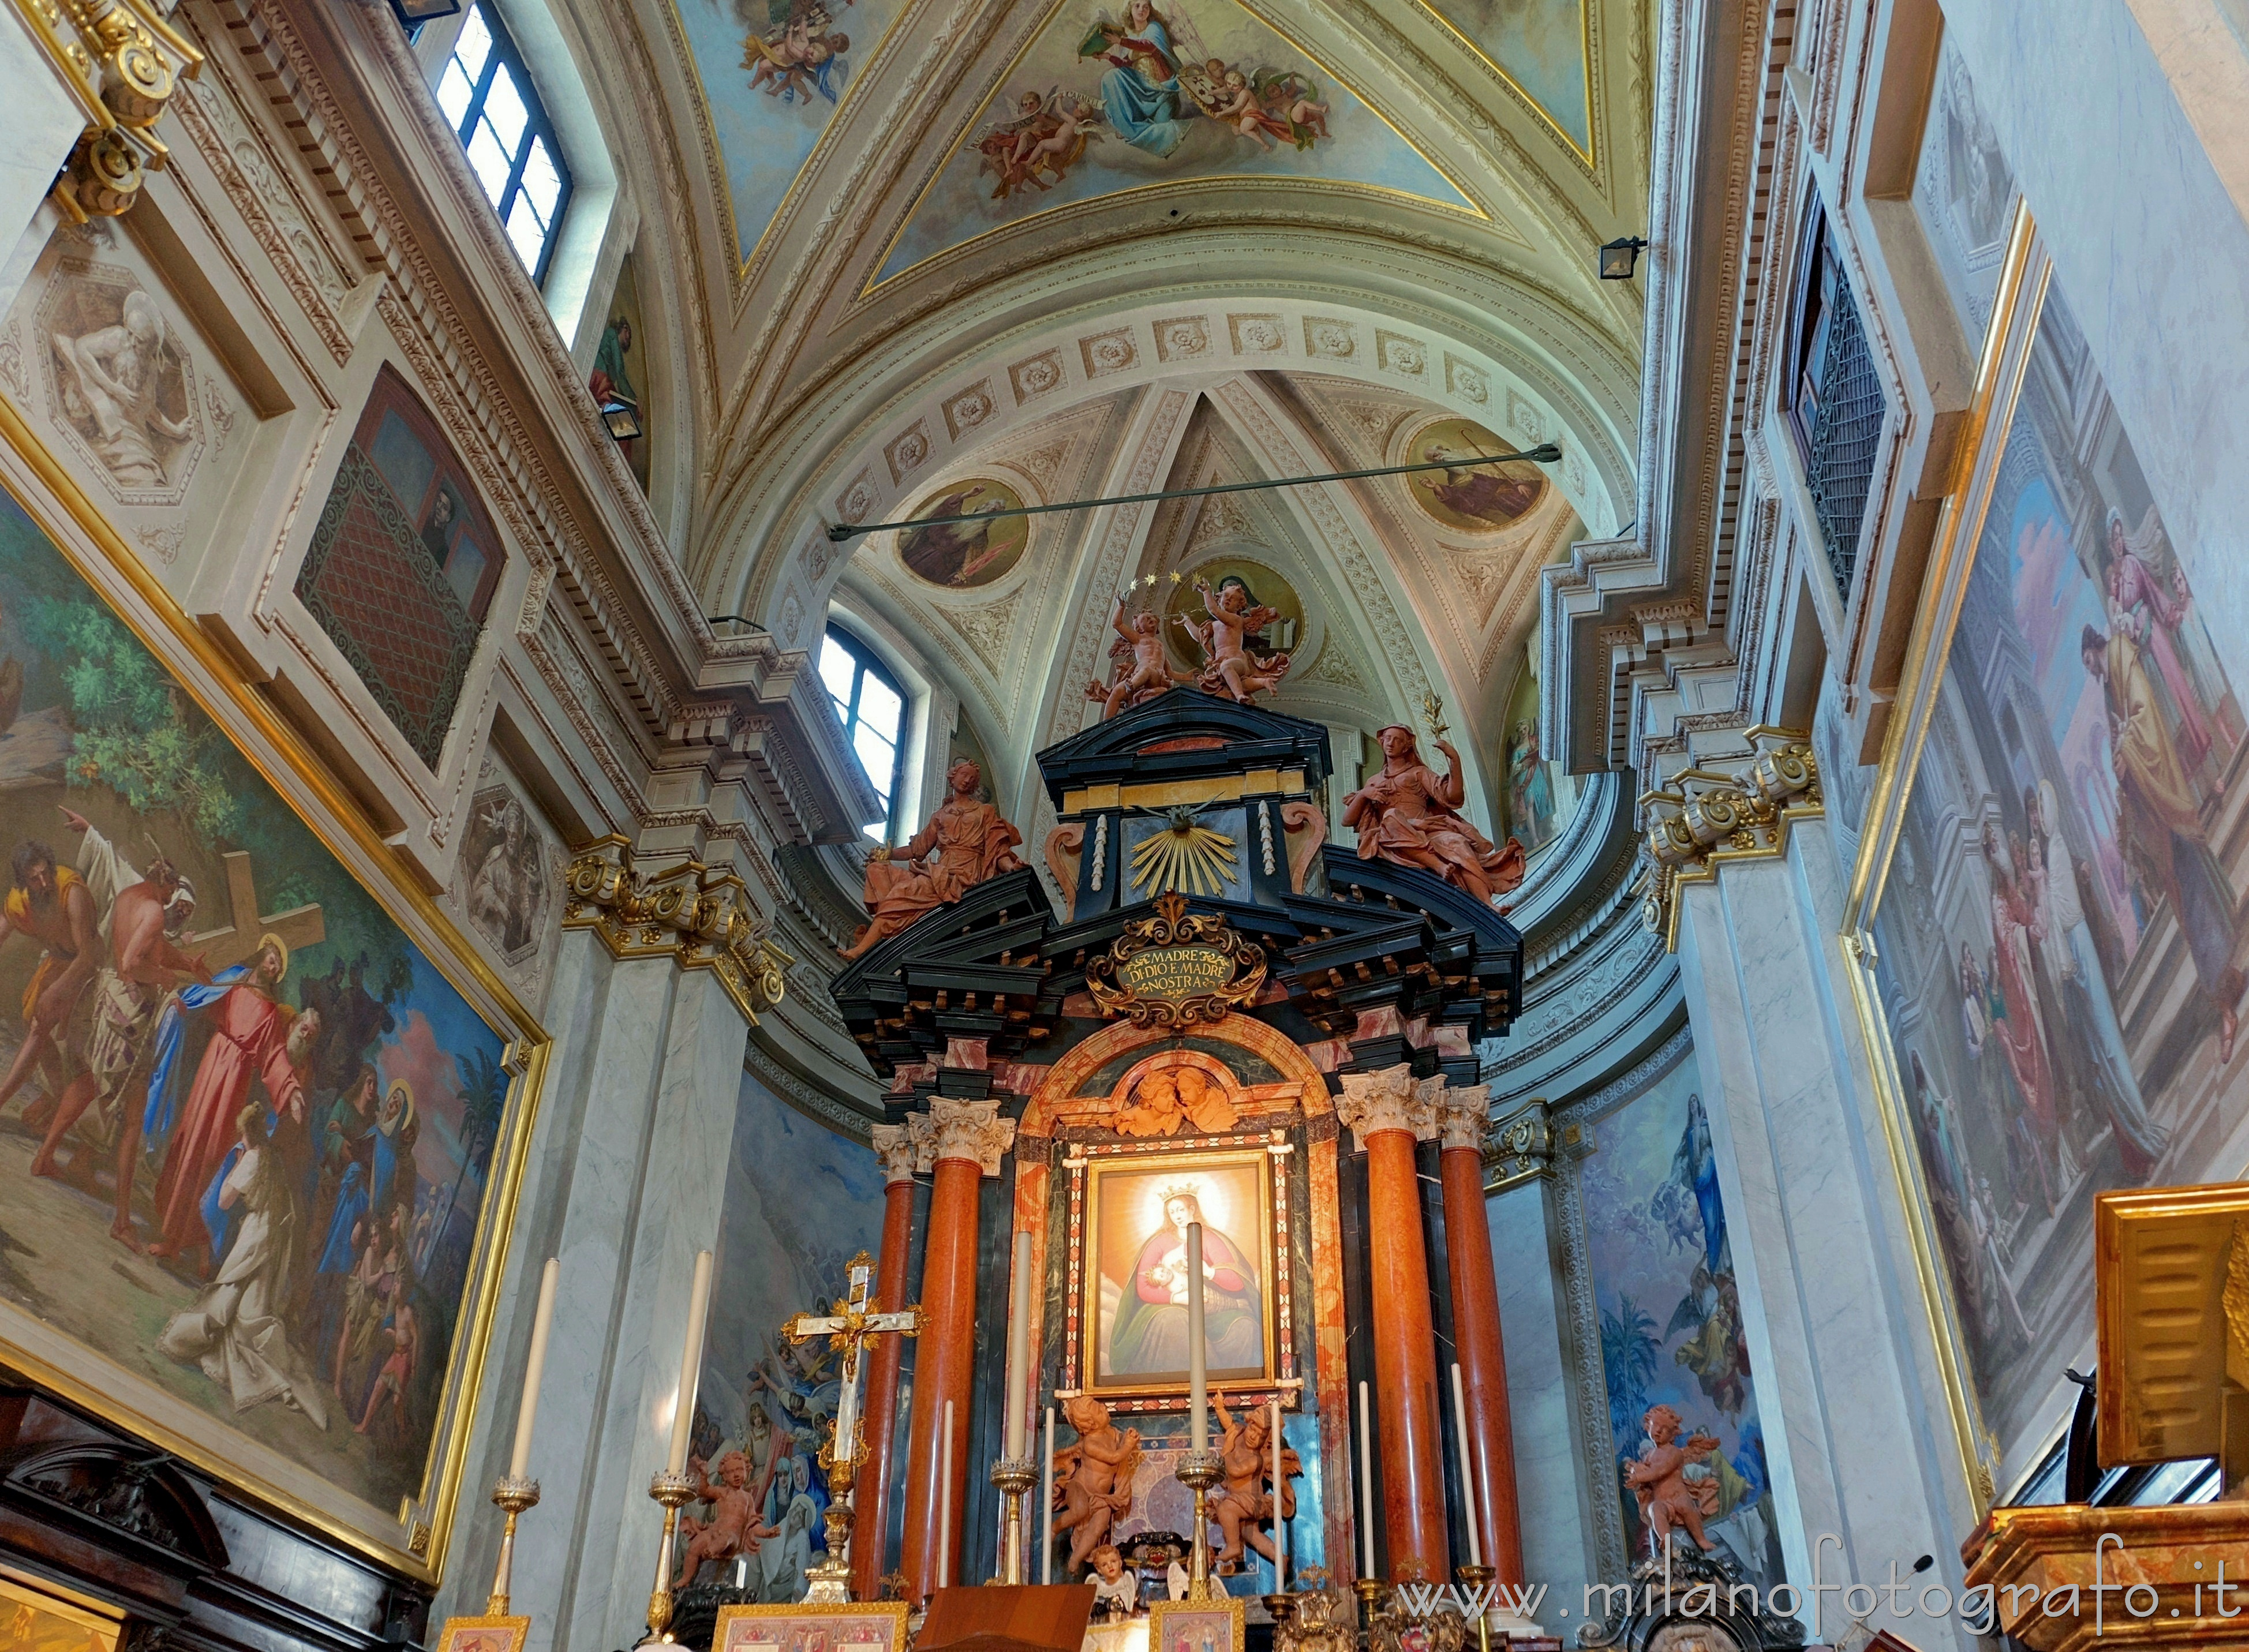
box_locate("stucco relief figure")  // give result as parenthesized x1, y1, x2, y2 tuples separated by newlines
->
(1090, 591, 1195, 719)
(1176, 576, 1290, 704)
(840, 761, 1025, 958)
(1343, 726, 1525, 906)
(1208, 1391, 1296, 1574)
(51, 290, 194, 488)
(1623, 1403, 1720, 1554)
(1052, 1393, 1143, 1573)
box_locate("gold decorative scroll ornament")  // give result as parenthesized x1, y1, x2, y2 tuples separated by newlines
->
(562, 836, 791, 1026)
(1637, 726, 1823, 951)
(1086, 891, 1267, 1027)
(16, 0, 205, 222)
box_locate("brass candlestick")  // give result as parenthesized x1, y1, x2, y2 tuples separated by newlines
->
(1454, 1563, 1495, 1652)
(640, 1468, 698, 1645)
(1352, 1575, 1389, 1651)
(990, 1456, 1038, 1585)
(1262, 1591, 1297, 1652)
(485, 1473, 541, 1616)
(1176, 1449, 1224, 1601)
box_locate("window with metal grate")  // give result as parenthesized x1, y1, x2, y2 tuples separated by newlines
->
(1786, 198, 1888, 600)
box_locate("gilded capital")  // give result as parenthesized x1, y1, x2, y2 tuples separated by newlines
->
(560, 837, 791, 1027)
(1639, 726, 1823, 952)
(20, 0, 205, 223)
(870, 1123, 922, 1185)
(1435, 1084, 1491, 1153)
(923, 1097, 1015, 1177)
(1335, 1063, 1437, 1151)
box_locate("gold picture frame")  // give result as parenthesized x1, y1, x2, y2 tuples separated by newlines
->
(1072, 1141, 1282, 1406)
(0, 397, 552, 1583)
(0, 1568, 123, 1652)
(433, 1615, 531, 1652)
(713, 1600, 915, 1652)
(1148, 1595, 1246, 1652)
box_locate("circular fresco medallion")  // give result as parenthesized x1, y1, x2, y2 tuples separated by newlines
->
(1404, 418, 1547, 532)
(1161, 557, 1307, 672)
(896, 477, 1031, 588)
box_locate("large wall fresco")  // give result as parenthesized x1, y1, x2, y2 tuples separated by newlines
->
(1577, 1049, 1784, 1585)
(685, 1073, 887, 1597)
(0, 489, 515, 1545)
(877, 1, 1472, 283)
(1866, 260, 2249, 1457)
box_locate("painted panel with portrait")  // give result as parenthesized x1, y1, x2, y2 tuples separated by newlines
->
(1082, 1147, 1275, 1398)
(1861, 244, 2249, 1459)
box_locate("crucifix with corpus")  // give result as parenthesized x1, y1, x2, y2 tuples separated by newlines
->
(783, 1249, 922, 1602)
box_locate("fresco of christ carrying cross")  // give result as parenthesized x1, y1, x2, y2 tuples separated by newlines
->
(783, 1250, 921, 1601)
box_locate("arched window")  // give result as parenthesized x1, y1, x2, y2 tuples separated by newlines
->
(818, 625, 907, 841)
(433, 3, 574, 283)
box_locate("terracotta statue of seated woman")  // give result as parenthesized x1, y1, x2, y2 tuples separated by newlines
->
(840, 759, 1025, 958)
(1342, 725, 1526, 907)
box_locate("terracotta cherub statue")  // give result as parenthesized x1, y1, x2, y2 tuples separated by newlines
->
(1117, 1069, 1187, 1137)
(677, 1449, 779, 1585)
(1173, 1067, 1236, 1133)
(1208, 1391, 1298, 1574)
(841, 759, 1025, 958)
(1176, 576, 1290, 704)
(1053, 1393, 1144, 1574)
(1622, 1403, 1722, 1554)
(1342, 725, 1526, 907)
(1089, 591, 1196, 719)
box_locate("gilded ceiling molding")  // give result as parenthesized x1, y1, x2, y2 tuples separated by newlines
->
(17, 0, 205, 222)
(1637, 726, 1823, 952)
(561, 836, 792, 1026)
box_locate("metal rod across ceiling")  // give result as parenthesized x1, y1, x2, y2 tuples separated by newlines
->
(822, 441, 1565, 542)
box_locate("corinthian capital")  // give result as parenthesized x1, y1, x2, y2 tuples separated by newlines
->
(871, 1122, 922, 1185)
(923, 1097, 1016, 1177)
(1434, 1084, 1491, 1153)
(1335, 1064, 1438, 1151)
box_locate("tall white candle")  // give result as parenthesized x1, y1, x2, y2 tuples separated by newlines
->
(1270, 1398, 1286, 1593)
(1186, 1223, 1208, 1451)
(938, 1399, 955, 1590)
(509, 1256, 560, 1479)
(1358, 1380, 1375, 1578)
(1450, 1362, 1481, 1567)
(667, 1250, 713, 1475)
(1041, 1406, 1056, 1586)
(1006, 1230, 1034, 1459)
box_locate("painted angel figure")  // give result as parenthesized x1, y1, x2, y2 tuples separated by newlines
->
(977, 88, 1107, 198)
(1176, 575, 1290, 703)
(742, 0, 850, 105)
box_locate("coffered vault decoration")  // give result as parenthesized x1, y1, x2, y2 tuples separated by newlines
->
(874, 0, 1476, 285)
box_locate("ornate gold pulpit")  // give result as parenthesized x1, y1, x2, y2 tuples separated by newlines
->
(1963, 1185, 2249, 1650)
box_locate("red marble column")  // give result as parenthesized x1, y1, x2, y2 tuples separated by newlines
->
(1338, 1065, 1448, 1583)
(897, 1099, 1013, 1604)
(853, 1122, 923, 1601)
(1436, 1083, 1525, 1586)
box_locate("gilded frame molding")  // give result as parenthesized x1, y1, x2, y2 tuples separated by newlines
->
(1830, 201, 2046, 1516)
(1065, 1137, 1288, 1411)
(0, 396, 553, 1586)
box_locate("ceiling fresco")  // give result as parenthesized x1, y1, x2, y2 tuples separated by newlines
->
(1420, 0, 1593, 156)
(874, 0, 1476, 284)
(673, 0, 905, 268)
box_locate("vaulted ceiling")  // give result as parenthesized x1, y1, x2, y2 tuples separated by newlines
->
(566, 0, 1650, 829)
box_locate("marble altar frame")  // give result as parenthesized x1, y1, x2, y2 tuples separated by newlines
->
(0, 399, 553, 1585)
(1829, 197, 2045, 1512)
(1065, 1136, 1292, 1410)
